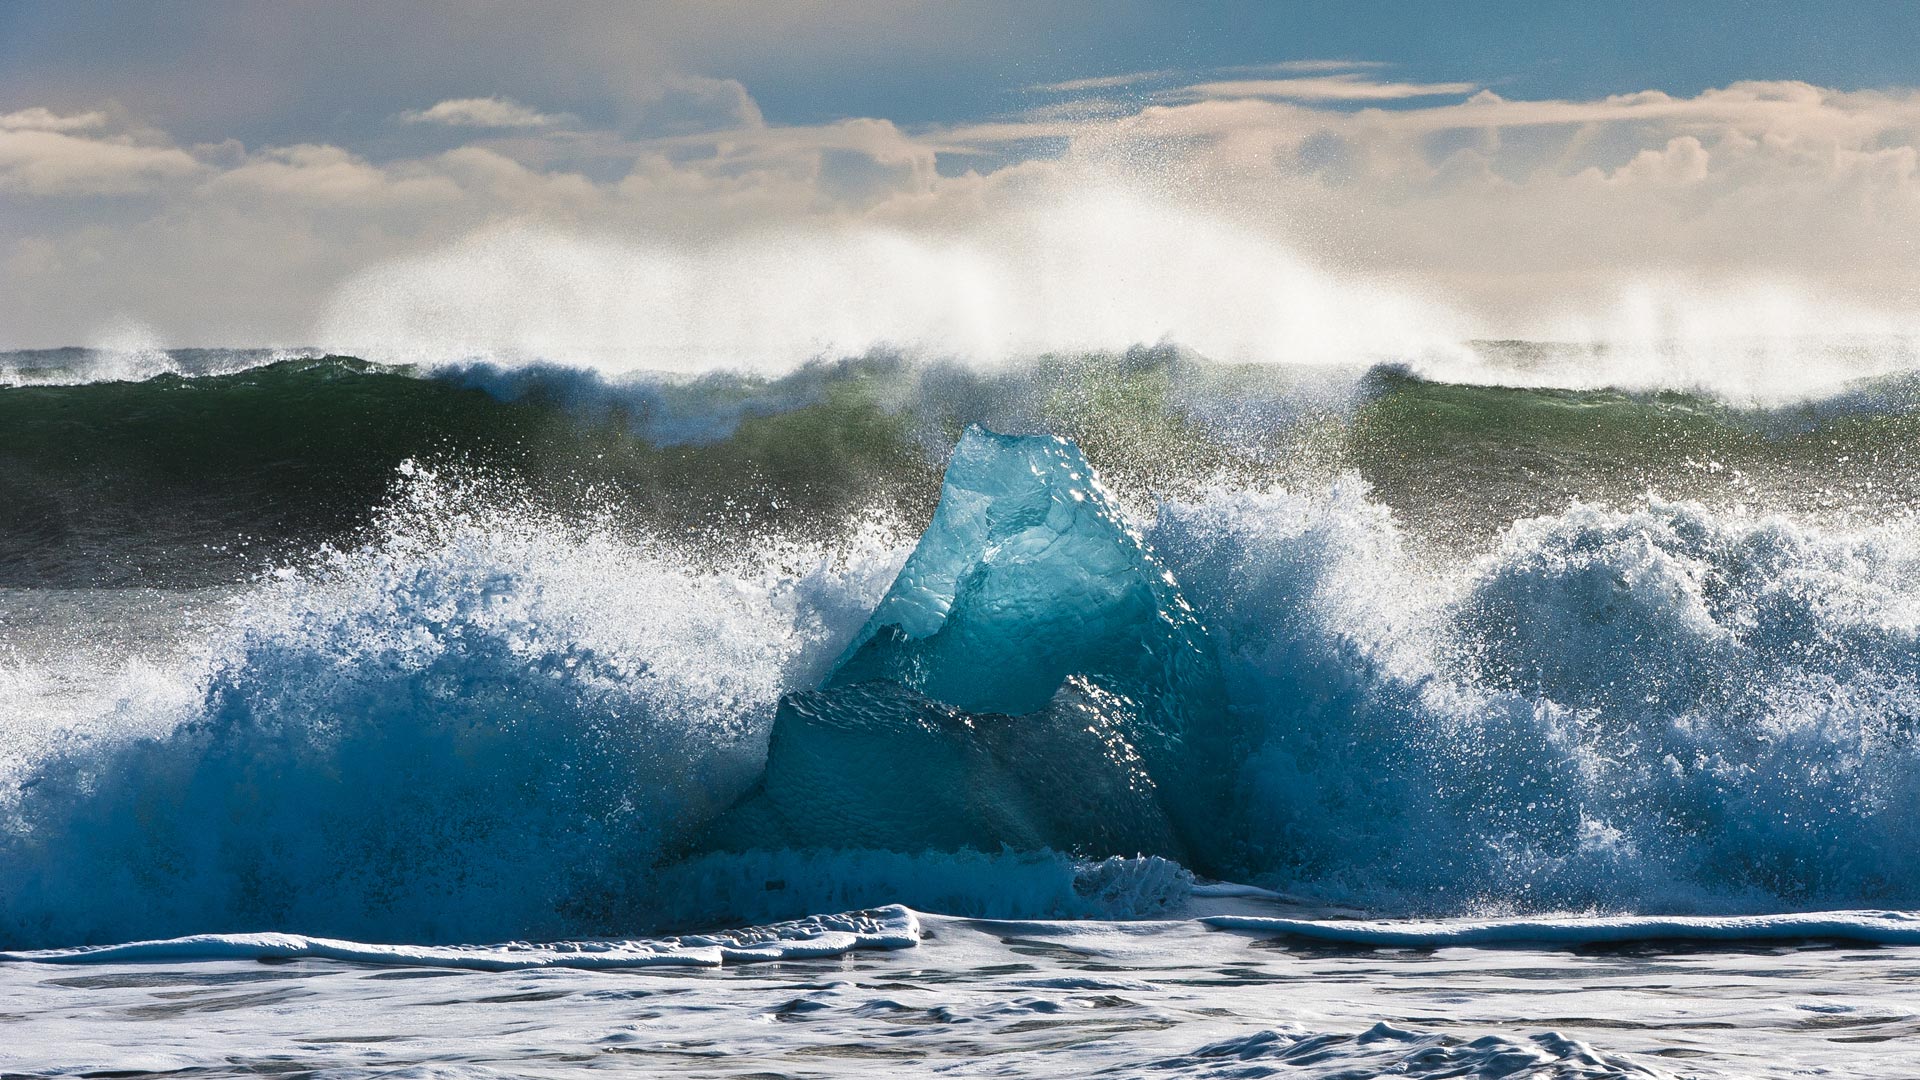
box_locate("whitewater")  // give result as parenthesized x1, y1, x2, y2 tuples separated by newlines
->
(6, 340, 1920, 1077)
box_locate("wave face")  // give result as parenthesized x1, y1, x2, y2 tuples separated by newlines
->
(0, 353, 938, 588)
(0, 472, 902, 946)
(1154, 487, 1920, 912)
(5, 350, 1920, 947)
(7, 347, 1920, 588)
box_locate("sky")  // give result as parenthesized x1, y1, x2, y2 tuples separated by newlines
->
(4, 1, 1920, 359)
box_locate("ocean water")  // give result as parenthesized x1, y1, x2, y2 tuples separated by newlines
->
(5, 343, 1920, 1076)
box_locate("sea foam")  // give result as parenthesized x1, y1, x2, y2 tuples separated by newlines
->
(7, 430, 1920, 949)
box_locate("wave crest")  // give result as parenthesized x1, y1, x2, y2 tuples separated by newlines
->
(8, 440, 1920, 946)
(1153, 485, 1920, 913)
(0, 467, 902, 946)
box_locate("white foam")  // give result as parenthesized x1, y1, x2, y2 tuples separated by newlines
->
(15, 906, 1885, 1077)
(0, 906, 919, 970)
(0, 346, 320, 386)
(1204, 909, 1920, 948)
(1152, 485, 1920, 914)
(0, 466, 905, 948)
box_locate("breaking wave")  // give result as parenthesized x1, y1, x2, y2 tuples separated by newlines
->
(5, 356, 1920, 948)
(312, 199, 1920, 405)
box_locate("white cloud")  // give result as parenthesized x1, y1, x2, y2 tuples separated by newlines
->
(626, 75, 764, 135)
(209, 144, 463, 205)
(0, 107, 111, 132)
(8, 75, 1920, 355)
(1249, 59, 1392, 74)
(401, 96, 560, 128)
(1028, 61, 1421, 97)
(1028, 70, 1177, 94)
(1179, 74, 1479, 101)
(0, 128, 202, 195)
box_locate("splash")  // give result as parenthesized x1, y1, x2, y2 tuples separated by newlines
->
(310, 189, 1920, 403)
(0, 466, 904, 946)
(1416, 280, 1920, 403)
(8, 430, 1920, 948)
(1153, 483, 1920, 913)
(315, 193, 1471, 377)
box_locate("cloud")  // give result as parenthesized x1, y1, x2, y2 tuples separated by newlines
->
(0, 107, 110, 132)
(401, 96, 561, 128)
(208, 144, 463, 205)
(628, 75, 764, 135)
(1246, 59, 1392, 74)
(1028, 61, 1405, 96)
(1179, 74, 1479, 101)
(1028, 70, 1177, 94)
(0, 128, 202, 195)
(6, 74, 1920, 354)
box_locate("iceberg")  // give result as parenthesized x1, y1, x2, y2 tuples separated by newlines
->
(706, 678, 1184, 859)
(706, 428, 1239, 870)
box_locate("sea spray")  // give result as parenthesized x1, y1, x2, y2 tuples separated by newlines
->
(1153, 485, 1920, 913)
(0, 466, 903, 946)
(7, 416, 1920, 947)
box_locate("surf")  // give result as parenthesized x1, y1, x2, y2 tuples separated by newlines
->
(6, 415, 1920, 949)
